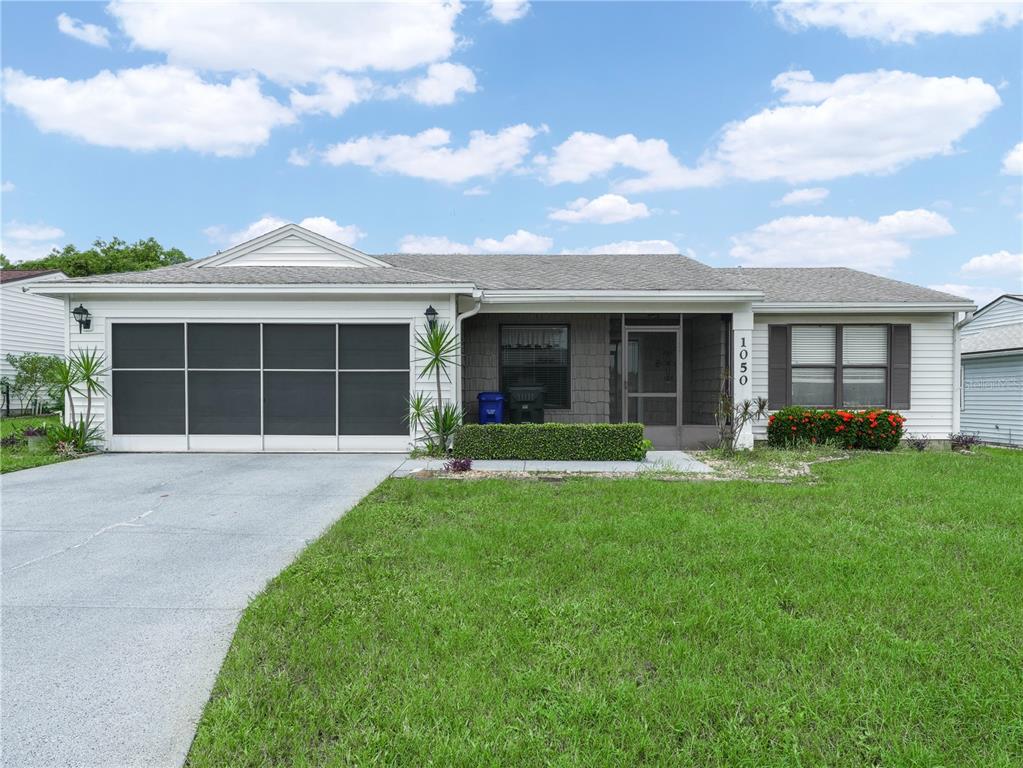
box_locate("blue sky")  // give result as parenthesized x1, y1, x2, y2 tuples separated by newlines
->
(1, 1, 1021, 304)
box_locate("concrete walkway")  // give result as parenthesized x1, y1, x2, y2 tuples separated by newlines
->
(1, 452, 403, 768)
(392, 450, 713, 476)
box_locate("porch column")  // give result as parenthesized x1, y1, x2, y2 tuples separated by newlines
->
(732, 306, 754, 450)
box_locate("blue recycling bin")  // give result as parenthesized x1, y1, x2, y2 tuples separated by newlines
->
(477, 392, 506, 424)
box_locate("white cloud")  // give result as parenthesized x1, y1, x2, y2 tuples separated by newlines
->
(1, 181, 14, 193)
(545, 69, 998, 191)
(289, 73, 374, 117)
(399, 229, 552, 253)
(108, 1, 463, 84)
(774, 2, 1022, 43)
(323, 124, 538, 183)
(390, 62, 477, 106)
(549, 194, 651, 224)
(1002, 142, 1023, 175)
(208, 216, 365, 247)
(961, 250, 1023, 279)
(730, 209, 954, 272)
(487, 1, 531, 23)
(1, 221, 65, 263)
(544, 131, 723, 192)
(717, 70, 1001, 183)
(57, 12, 111, 47)
(2, 66, 294, 157)
(561, 240, 682, 255)
(462, 186, 489, 196)
(287, 148, 312, 167)
(927, 283, 1002, 307)
(4, 222, 65, 241)
(774, 187, 830, 207)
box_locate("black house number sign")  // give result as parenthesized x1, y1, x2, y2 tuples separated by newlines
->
(737, 336, 749, 386)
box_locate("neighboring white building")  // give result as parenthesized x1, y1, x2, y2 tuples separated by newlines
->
(1, 269, 66, 413)
(28, 223, 975, 452)
(959, 294, 1023, 446)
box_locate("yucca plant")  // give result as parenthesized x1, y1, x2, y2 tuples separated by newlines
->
(46, 347, 109, 451)
(412, 321, 463, 452)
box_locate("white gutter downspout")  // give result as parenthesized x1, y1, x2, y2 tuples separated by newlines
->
(951, 310, 973, 434)
(454, 290, 484, 412)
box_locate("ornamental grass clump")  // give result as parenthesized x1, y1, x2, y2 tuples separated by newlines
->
(767, 406, 905, 451)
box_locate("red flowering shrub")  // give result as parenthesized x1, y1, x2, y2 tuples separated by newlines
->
(766, 406, 905, 450)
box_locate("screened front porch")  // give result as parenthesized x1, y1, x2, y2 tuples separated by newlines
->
(460, 312, 732, 449)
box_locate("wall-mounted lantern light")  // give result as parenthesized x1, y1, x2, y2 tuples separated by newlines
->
(424, 305, 438, 329)
(71, 304, 92, 332)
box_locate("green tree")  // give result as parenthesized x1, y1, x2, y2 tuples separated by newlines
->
(4, 353, 60, 414)
(1, 237, 188, 277)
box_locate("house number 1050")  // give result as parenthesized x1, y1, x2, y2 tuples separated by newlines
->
(737, 336, 749, 386)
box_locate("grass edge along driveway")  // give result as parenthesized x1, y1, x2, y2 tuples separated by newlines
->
(188, 449, 1022, 767)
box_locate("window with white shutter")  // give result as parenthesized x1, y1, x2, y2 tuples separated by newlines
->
(842, 326, 887, 406)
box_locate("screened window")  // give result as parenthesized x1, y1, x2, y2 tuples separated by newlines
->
(188, 371, 260, 434)
(791, 326, 836, 407)
(264, 372, 335, 435)
(500, 325, 570, 409)
(338, 325, 409, 436)
(187, 324, 259, 369)
(263, 324, 335, 370)
(111, 324, 185, 434)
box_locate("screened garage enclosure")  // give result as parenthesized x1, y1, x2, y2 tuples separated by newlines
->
(111, 322, 411, 452)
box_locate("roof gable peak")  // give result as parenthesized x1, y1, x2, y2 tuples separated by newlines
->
(194, 223, 388, 269)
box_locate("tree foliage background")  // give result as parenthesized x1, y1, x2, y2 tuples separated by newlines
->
(1, 237, 188, 277)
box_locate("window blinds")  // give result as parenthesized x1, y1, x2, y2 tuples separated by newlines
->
(791, 326, 836, 365)
(842, 326, 888, 365)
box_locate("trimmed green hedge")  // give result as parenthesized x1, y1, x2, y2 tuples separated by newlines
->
(452, 423, 649, 461)
(767, 406, 905, 450)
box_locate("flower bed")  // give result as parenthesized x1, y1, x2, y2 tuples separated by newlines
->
(767, 406, 905, 451)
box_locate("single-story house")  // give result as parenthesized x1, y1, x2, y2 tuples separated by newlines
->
(959, 293, 1022, 446)
(29, 223, 975, 452)
(1, 269, 67, 414)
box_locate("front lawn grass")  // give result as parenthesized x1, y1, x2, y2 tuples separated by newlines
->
(0, 414, 66, 473)
(188, 449, 1023, 767)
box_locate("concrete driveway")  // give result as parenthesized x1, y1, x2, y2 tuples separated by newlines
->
(1, 452, 403, 768)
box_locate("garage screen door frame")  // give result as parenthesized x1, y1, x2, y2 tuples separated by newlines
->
(108, 319, 413, 452)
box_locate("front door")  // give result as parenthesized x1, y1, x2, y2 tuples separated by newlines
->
(626, 329, 679, 449)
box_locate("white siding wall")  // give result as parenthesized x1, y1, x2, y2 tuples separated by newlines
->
(0, 279, 66, 407)
(960, 355, 1023, 446)
(961, 297, 1023, 335)
(215, 234, 367, 267)
(751, 313, 956, 440)
(66, 294, 455, 450)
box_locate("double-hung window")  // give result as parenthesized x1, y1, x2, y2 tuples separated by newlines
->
(499, 325, 570, 409)
(784, 325, 895, 408)
(841, 326, 888, 407)
(791, 326, 837, 407)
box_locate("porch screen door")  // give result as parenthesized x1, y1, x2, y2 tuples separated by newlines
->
(626, 330, 679, 449)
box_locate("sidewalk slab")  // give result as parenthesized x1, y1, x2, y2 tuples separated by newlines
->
(392, 451, 712, 476)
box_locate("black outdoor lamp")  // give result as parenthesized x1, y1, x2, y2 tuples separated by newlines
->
(424, 305, 438, 329)
(71, 304, 92, 332)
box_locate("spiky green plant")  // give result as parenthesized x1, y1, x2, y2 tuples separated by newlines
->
(413, 322, 462, 451)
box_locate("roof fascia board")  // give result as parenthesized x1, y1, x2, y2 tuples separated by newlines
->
(753, 301, 975, 313)
(961, 348, 1023, 359)
(194, 224, 391, 269)
(25, 282, 475, 296)
(481, 290, 764, 302)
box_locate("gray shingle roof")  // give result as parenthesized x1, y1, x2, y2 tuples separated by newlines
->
(377, 253, 756, 291)
(49, 265, 461, 285)
(35, 255, 973, 305)
(961, 323, 1023, 354)
(717, 267, 972, 304)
